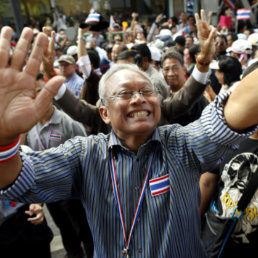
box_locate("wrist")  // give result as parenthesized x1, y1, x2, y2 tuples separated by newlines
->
(0, 135, 21, 163)
(77, 35, 86, 42)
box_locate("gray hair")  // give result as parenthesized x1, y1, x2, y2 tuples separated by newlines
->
(98, 63, 154, 105)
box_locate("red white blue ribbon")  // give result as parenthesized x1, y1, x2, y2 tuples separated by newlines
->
(0, 136, 20, 163)
(109, 144, 157, 254)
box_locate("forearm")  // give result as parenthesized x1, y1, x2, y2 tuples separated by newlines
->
(0, 153, 22, 189)
(224, 69, 258, 131)
(162, 66, 209, 122)
(56, 88, 100, 126)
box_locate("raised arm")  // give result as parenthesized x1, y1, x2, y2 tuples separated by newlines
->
(224, 68, 258, 131)
(161, 10, 216, 123)
(0, 26, 64, 188)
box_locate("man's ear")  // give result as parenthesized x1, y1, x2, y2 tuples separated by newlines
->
(99, 106, 111, 125)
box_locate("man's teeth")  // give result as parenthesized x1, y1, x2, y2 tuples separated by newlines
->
(130, 111, 149, 118)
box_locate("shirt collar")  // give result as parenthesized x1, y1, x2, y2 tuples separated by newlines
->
(107, 128, 162, 151)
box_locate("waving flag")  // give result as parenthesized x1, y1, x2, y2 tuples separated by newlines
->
(237, 8, 251, 20)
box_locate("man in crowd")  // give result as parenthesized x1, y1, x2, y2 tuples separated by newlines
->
(58, 54, 84, 97)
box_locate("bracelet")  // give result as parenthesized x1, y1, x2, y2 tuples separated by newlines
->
(196, 57, 210, 66)
(0, 136, 21, 163)
(43, 69, 58, 82)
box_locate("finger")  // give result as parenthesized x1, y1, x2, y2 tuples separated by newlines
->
(201, 9, 206, 22)
(24, 32, 48, 78)
(0, 26, 13, 68)
(25, 210, 33, 216)
(50, 31, 55, 52)
(10, 27, 33, 71)
(208, 27, 217, 43)
(195, 13, 200, 25)
(34, 76, 65, 117)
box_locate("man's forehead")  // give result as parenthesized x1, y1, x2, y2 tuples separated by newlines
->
(163, 58, 182, 66)
(106, 69, 152, 87)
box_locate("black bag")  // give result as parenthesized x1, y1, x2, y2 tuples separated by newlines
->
(201, 167, 258, 258)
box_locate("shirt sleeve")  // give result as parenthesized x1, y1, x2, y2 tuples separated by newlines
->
(77, 55, 92, 80)
(191, 65, 211, 85)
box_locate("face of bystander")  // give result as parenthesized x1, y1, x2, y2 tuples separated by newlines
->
(162, 58, 186, 93)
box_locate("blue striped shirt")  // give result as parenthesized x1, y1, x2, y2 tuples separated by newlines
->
(0, 93, 256, 257)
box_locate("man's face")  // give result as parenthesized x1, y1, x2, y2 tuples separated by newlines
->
(226, 35, 233, 47)
(59, 61, 76, 78)
(215, 36, 227, 54)
(111, 44, 123, 62)
(162, 58, 186, 92)
(100, 69, 161, 140)
(185, 37, 193, 48)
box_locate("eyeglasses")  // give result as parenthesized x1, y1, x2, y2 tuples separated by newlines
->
(109, 88, 158, 101)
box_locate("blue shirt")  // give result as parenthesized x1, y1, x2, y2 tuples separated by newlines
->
(0, 93, 255, 257)
(65, 72, 84, 98)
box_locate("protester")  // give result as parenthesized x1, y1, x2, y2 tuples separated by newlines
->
(1, 10, 258, 258)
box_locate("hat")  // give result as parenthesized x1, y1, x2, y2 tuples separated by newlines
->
(149, 46, 161, 61)
(67, 46, 78, 56)
(156, 29, 172, 42)
(248, 33, 258, 46)
(228, 39, 252, 54)
(57, 55, 75, 64)
(80, 13, 109, 31)
(209, 60, 219, 70)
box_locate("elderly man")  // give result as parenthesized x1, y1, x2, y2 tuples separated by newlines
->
(0, 11, 258, 258)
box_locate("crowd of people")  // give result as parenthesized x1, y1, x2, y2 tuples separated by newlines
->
(1, 6, 258, 258)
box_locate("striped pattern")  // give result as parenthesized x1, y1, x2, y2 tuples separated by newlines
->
(236, 8, 251, 21)
(1, 93, 256, 258)
(50, 132, 62, 141)
(0, 137, 20, 163)
(149, 174, 170, 196)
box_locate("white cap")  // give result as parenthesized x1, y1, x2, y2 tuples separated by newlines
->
(149, 46, 161, 61)
(67, 45, 78, 56)
(248, 33, 258, 46)
(227, 39, 252, 54)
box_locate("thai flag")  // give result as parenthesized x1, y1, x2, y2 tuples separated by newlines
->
(149, 174, 170, 196)
(50, 133, 62, 141)
(237, 8, 251, 20)
(86, 13, 100, 24)
(224, 0, 235, 10)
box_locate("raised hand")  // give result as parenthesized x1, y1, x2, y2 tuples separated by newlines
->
(195, 9, 217, 67)
(42, 27, 56, 79)
(0, 26, 64, 145)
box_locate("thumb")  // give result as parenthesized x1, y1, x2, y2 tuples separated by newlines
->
(34, 75, 65, 118)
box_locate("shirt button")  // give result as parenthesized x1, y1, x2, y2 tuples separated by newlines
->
(138, 249, 142, 253)
(135, 186, 138, 191)
(136, 158, 139, 162)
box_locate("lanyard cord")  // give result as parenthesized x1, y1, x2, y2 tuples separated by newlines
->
(109, 144, 157, 252)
